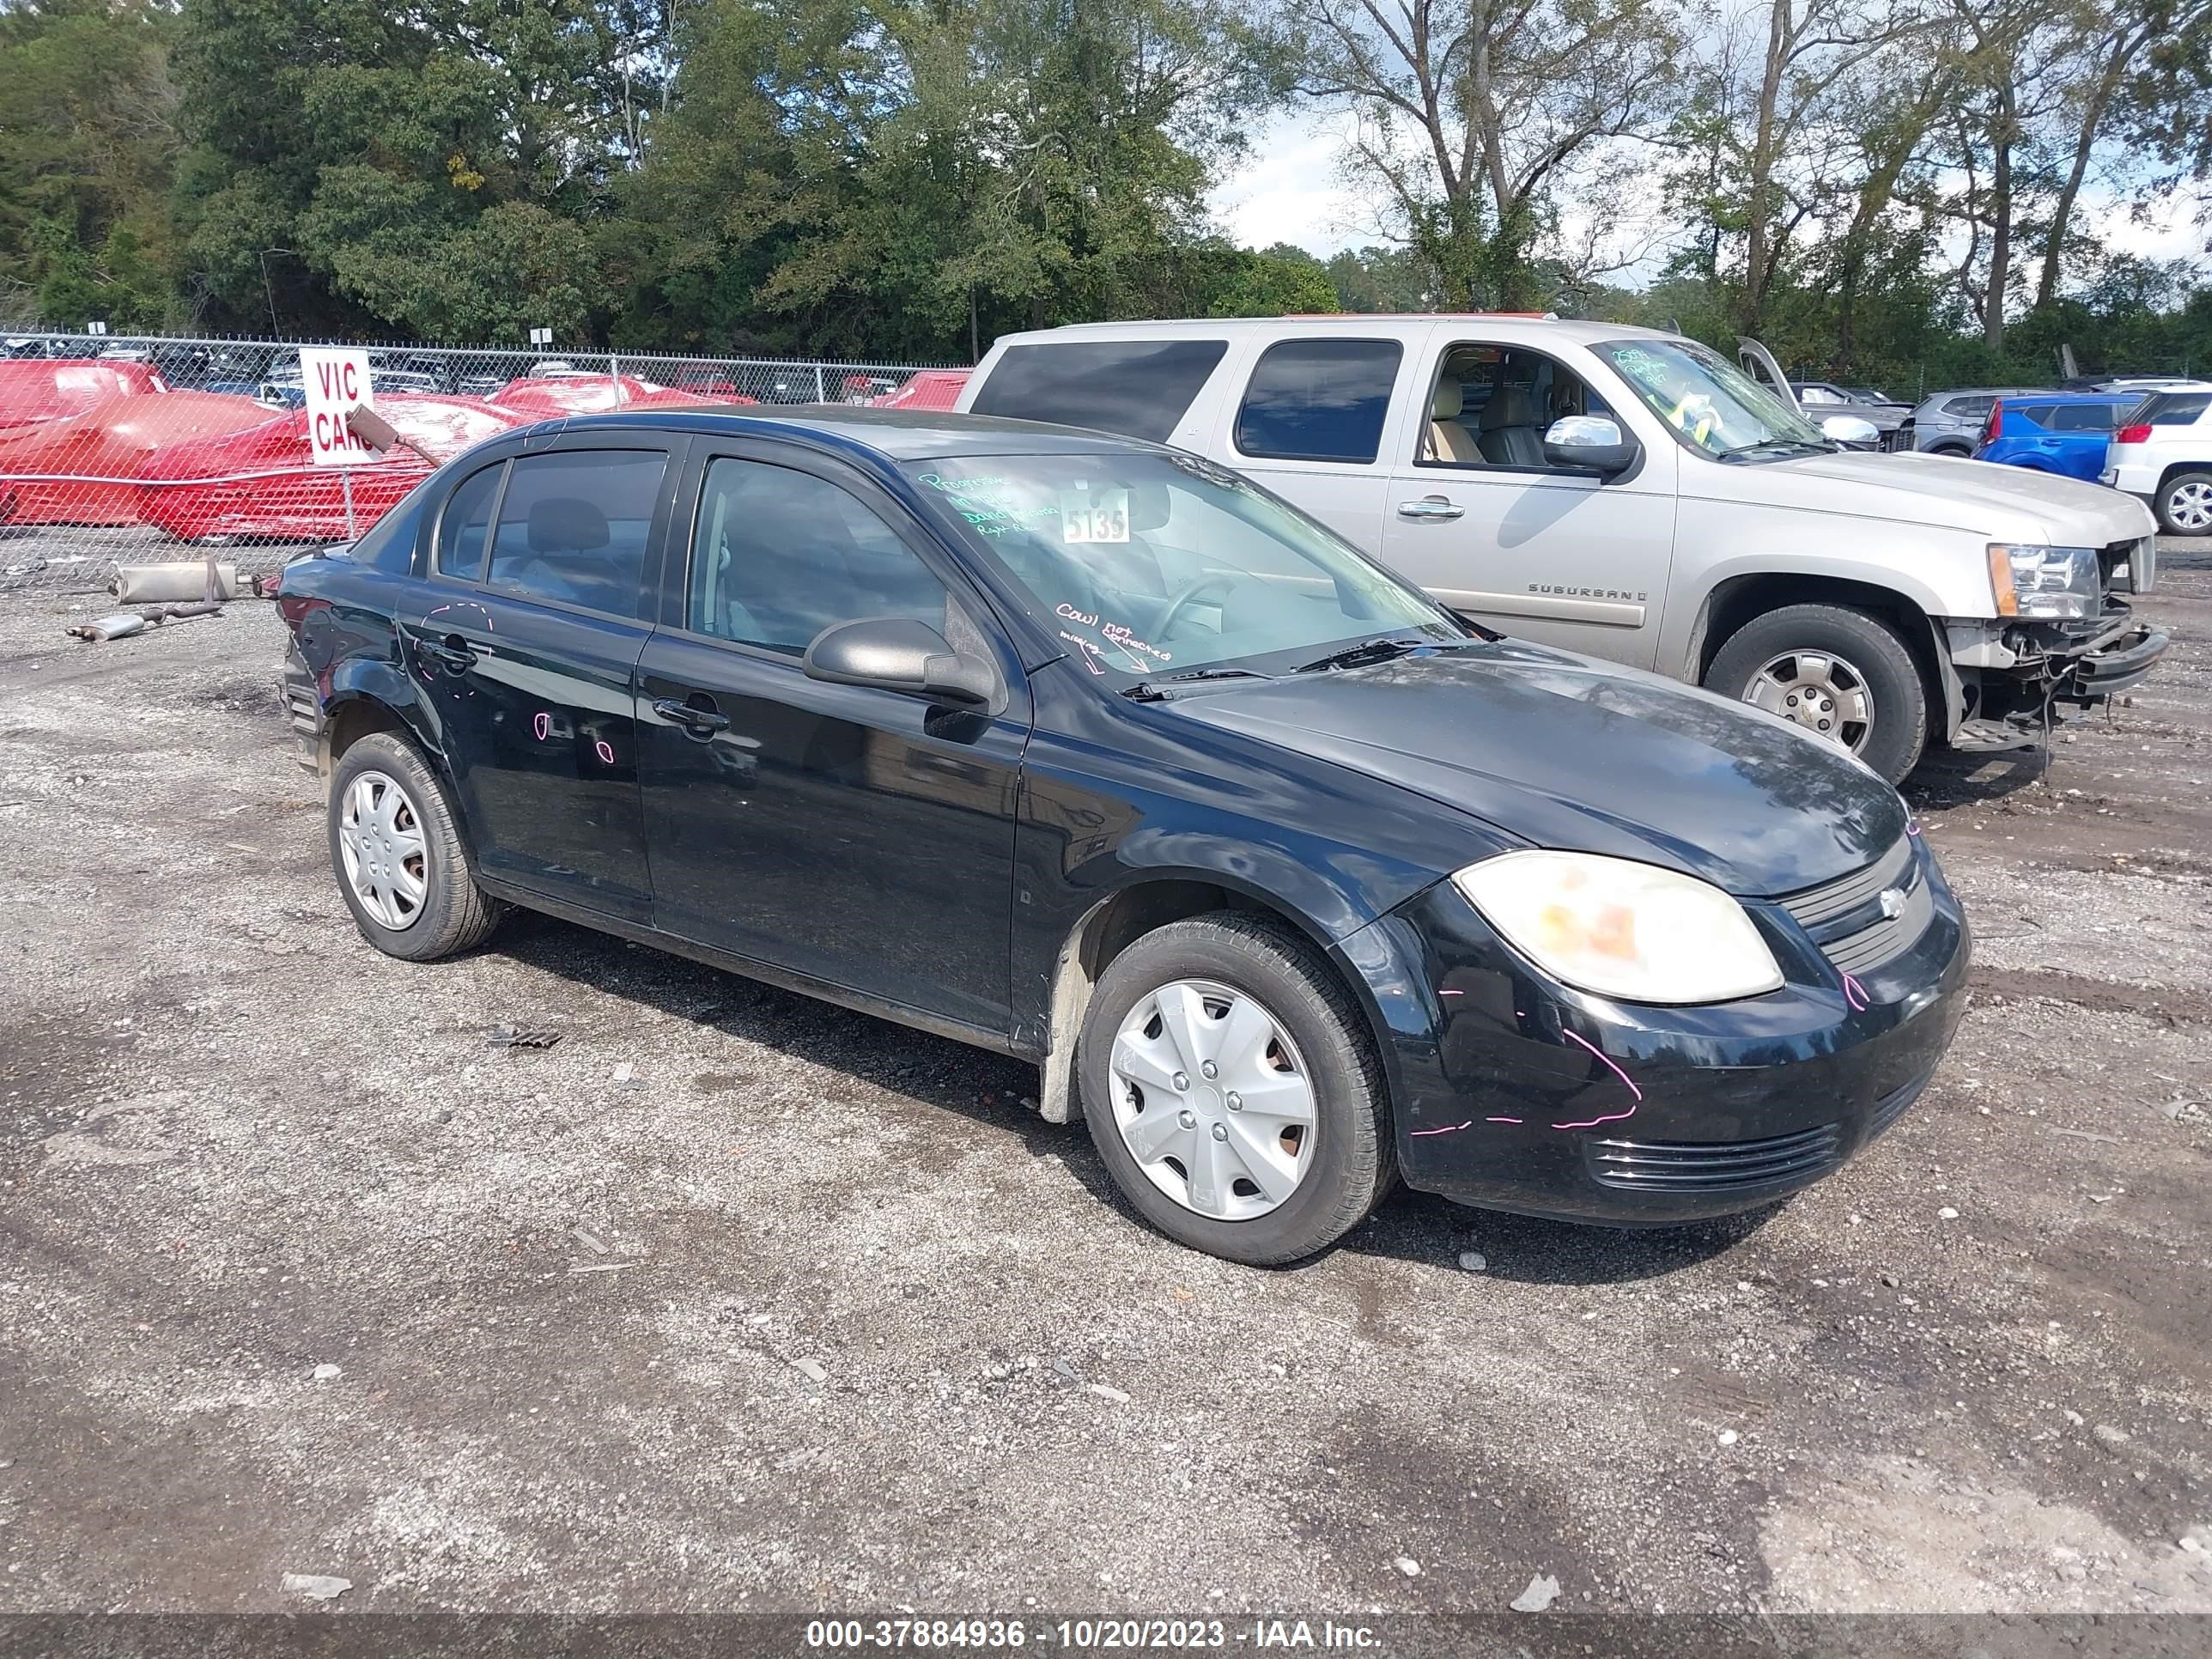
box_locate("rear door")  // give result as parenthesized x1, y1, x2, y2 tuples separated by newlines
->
(2045, 401, 2121, 478)
(634, 441, 1032, 1033)
(404, 436, 683, 924)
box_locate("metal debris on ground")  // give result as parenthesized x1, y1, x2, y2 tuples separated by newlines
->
(280, 1573, 352, 1601)
(109, 562, 246, 604)
(790, 1356, 829, 1383)
(65, 613, 149, 643)
(1510, 1572, 1560, 1612)
(486, 1023, 561, 1049)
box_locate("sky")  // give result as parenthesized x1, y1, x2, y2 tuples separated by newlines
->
(1206, 111, 2212, 285)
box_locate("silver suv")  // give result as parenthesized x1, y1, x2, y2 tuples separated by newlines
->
(1899, 389, 2046, 456)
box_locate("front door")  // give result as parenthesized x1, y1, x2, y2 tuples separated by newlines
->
(404, 441, 680, 923)
(635, 447, 1031, 1034)
(1379, 338, 1677, 669)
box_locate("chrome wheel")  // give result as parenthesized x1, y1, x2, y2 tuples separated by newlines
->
(1744, 650, 1875, 753)
(2166, 479, 2212, 533)
(337, 769, 428, 931)
(1108, 978, 1316, 1221)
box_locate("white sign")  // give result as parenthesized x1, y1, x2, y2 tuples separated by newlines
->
(301, 347, 375, 467)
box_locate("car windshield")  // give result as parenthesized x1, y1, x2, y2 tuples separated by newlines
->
(1595, 338, 1832, 462)
(904, 452, 1468, 679)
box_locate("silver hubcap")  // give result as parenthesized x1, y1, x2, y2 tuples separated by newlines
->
(1745, 650, 1875, 753)
(2168, 481, 2212, 532)
(337, 769, 428, 931)
(1109, 979, 1316, 1220)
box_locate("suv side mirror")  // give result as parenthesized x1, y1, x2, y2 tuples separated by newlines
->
(1542, 416, 1638, 477)
(804, 617, 996, 708)
(1819, 414, 1881, 448)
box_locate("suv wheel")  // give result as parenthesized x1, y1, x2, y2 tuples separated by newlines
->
(1704, 604, 1927, 783)
(328, 732, 501, 961)
(2155, 471, 2212, 536)
(1079, 912, 1395, 1265)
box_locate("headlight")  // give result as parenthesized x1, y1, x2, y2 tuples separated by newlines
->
(1988, 544, 2099, 619)
(1453, 851, 1784, 1005)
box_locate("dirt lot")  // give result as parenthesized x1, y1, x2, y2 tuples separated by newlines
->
(1, 539, 2208, 1620)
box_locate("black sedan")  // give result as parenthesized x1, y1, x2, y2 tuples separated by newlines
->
(277, 408, 1970, 1265)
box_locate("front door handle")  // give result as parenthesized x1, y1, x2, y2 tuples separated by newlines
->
(1397, 495, 1466, 521)
(653, 697, 731, 738)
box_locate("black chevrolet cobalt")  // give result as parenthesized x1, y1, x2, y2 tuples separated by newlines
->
(278, 408, 1969, 1264)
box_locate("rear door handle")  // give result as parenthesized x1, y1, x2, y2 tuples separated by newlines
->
(1397, 496, 1466, 521)
(653, 697, 731, 737)
(423, 633, 480, 672)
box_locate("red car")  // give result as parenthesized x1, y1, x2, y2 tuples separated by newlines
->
(0, 357, 169, 434)
(489, 376, 754, 418)
(137, 395, 529, 542)
(0, 389, 267, 526)
(872, 369, 971, 411)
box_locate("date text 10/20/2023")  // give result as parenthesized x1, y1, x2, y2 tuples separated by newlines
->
(804, 1619, 1382, 1650)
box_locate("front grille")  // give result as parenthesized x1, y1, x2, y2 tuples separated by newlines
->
(1589, 1122, 1841, 1192)
(1867, 1068, 1934, 1139)
(1777, 837, 1933, 975)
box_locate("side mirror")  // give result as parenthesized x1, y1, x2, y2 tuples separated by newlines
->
(1541, 416, 1638, 477)
(804, 617, 995, 708)
(1819, 414, 1881, 448)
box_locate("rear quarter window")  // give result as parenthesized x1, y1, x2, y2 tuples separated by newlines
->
(1942, 396, 1995, 420)
(2142, 392, 2211, 426)
(348, 488, 428, 573)
(2013, 404, 2059, 428)
(970, 339, 1229, 442)
(1234, 338, 1403, 463)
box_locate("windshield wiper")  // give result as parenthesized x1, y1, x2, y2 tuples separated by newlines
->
(1120, 666, 1273, 701)
(1292, 636, 1431, 674)
(1717, 437, 1836, 462)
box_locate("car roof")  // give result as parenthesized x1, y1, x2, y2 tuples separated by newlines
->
(2018, 391, 2137, 404)
(981, 314, 1680, 349)
(541, 405, 1166, 463)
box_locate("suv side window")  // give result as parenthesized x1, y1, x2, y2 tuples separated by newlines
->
(1944, 396, 1995, 421)
(437, 460, 504, 579)
(2049, 403, 2116, 432)
(689, 458, 946, 655)
(2142, 392, 2210, 425)
(2014, 403, 2059, 428)
(1419, 343, 1610, 471)
(1234, 339, 1403, 464)
(483, 450, 667, 618)
(971, 339, 1228, 442)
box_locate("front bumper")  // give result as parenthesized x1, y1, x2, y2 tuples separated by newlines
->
(1334, 837, 1971, 1224)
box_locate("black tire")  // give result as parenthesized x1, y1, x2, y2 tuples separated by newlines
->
(1929, 442, 1973, 458)
(1704, 603, 1928, 784)
(2154, 469, 2212, 538)
(327, 731, 501, 961)
(1078, 911, 1395, 1266)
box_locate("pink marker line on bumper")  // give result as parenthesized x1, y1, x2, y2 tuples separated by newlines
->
(1551, 1029, 1643, 1130)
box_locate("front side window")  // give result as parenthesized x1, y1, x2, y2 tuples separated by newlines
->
(485, 450, 666, 617)
(1420, 343, 1612, 471)
(970, 339, 1229, 442)
(907, 452, 1465, 680)
(1796, 385, 1843, 405)
(690, 459, 945, 653)
(1235, 339, 1403, 463)
(1594, 338, 1830, 462)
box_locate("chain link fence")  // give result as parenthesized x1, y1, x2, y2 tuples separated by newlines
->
(0, 331, 963, 592)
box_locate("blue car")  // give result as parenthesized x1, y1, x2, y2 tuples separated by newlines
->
(1974, 392, 2138, 481)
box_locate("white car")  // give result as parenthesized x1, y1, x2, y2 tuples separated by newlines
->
(2101, 383, 2212, 535)
(957, 315, 2166, 781)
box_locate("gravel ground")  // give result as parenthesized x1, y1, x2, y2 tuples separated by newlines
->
(0, 542, 2208, 1620)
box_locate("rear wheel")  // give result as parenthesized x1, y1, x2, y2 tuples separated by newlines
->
(2155, 470, 2212, 536)
(328, 732, 501, 961)
(1704, 603, 1927, 783)
(1079, 913, 1394, 1266)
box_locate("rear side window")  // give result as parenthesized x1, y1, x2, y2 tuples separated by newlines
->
(971, 339, 1228, 442)
(437, 460, 504, 578)
(2140, 392, 2210, 426)
(485, 450, 667, 618)
(1235, 339, 1403, 464)
(2050, 404, 2118, 432)
(1942, 396, 1995, 420)
(2013, 404, 2058, 428)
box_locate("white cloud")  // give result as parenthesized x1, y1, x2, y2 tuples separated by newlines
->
(1207, 114, 1375, 257)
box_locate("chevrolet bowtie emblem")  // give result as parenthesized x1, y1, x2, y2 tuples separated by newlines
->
(1878, 888, 1905, 921)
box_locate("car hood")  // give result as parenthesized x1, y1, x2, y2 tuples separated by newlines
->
(1695, 448, 2157, 543)
(1168, 642, 1907, 897)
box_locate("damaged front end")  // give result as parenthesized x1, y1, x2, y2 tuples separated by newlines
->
(1944, 536, 2167, 753)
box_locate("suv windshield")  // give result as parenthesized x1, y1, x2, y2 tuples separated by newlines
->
(1595, 338, 1832, 462)
(905, 453, 1467, 678)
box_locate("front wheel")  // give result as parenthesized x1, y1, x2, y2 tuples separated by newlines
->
(1703, 603, 1928, 783)
(2155, 471, 2212, 537)
(1079, 913, 1395, 1266)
